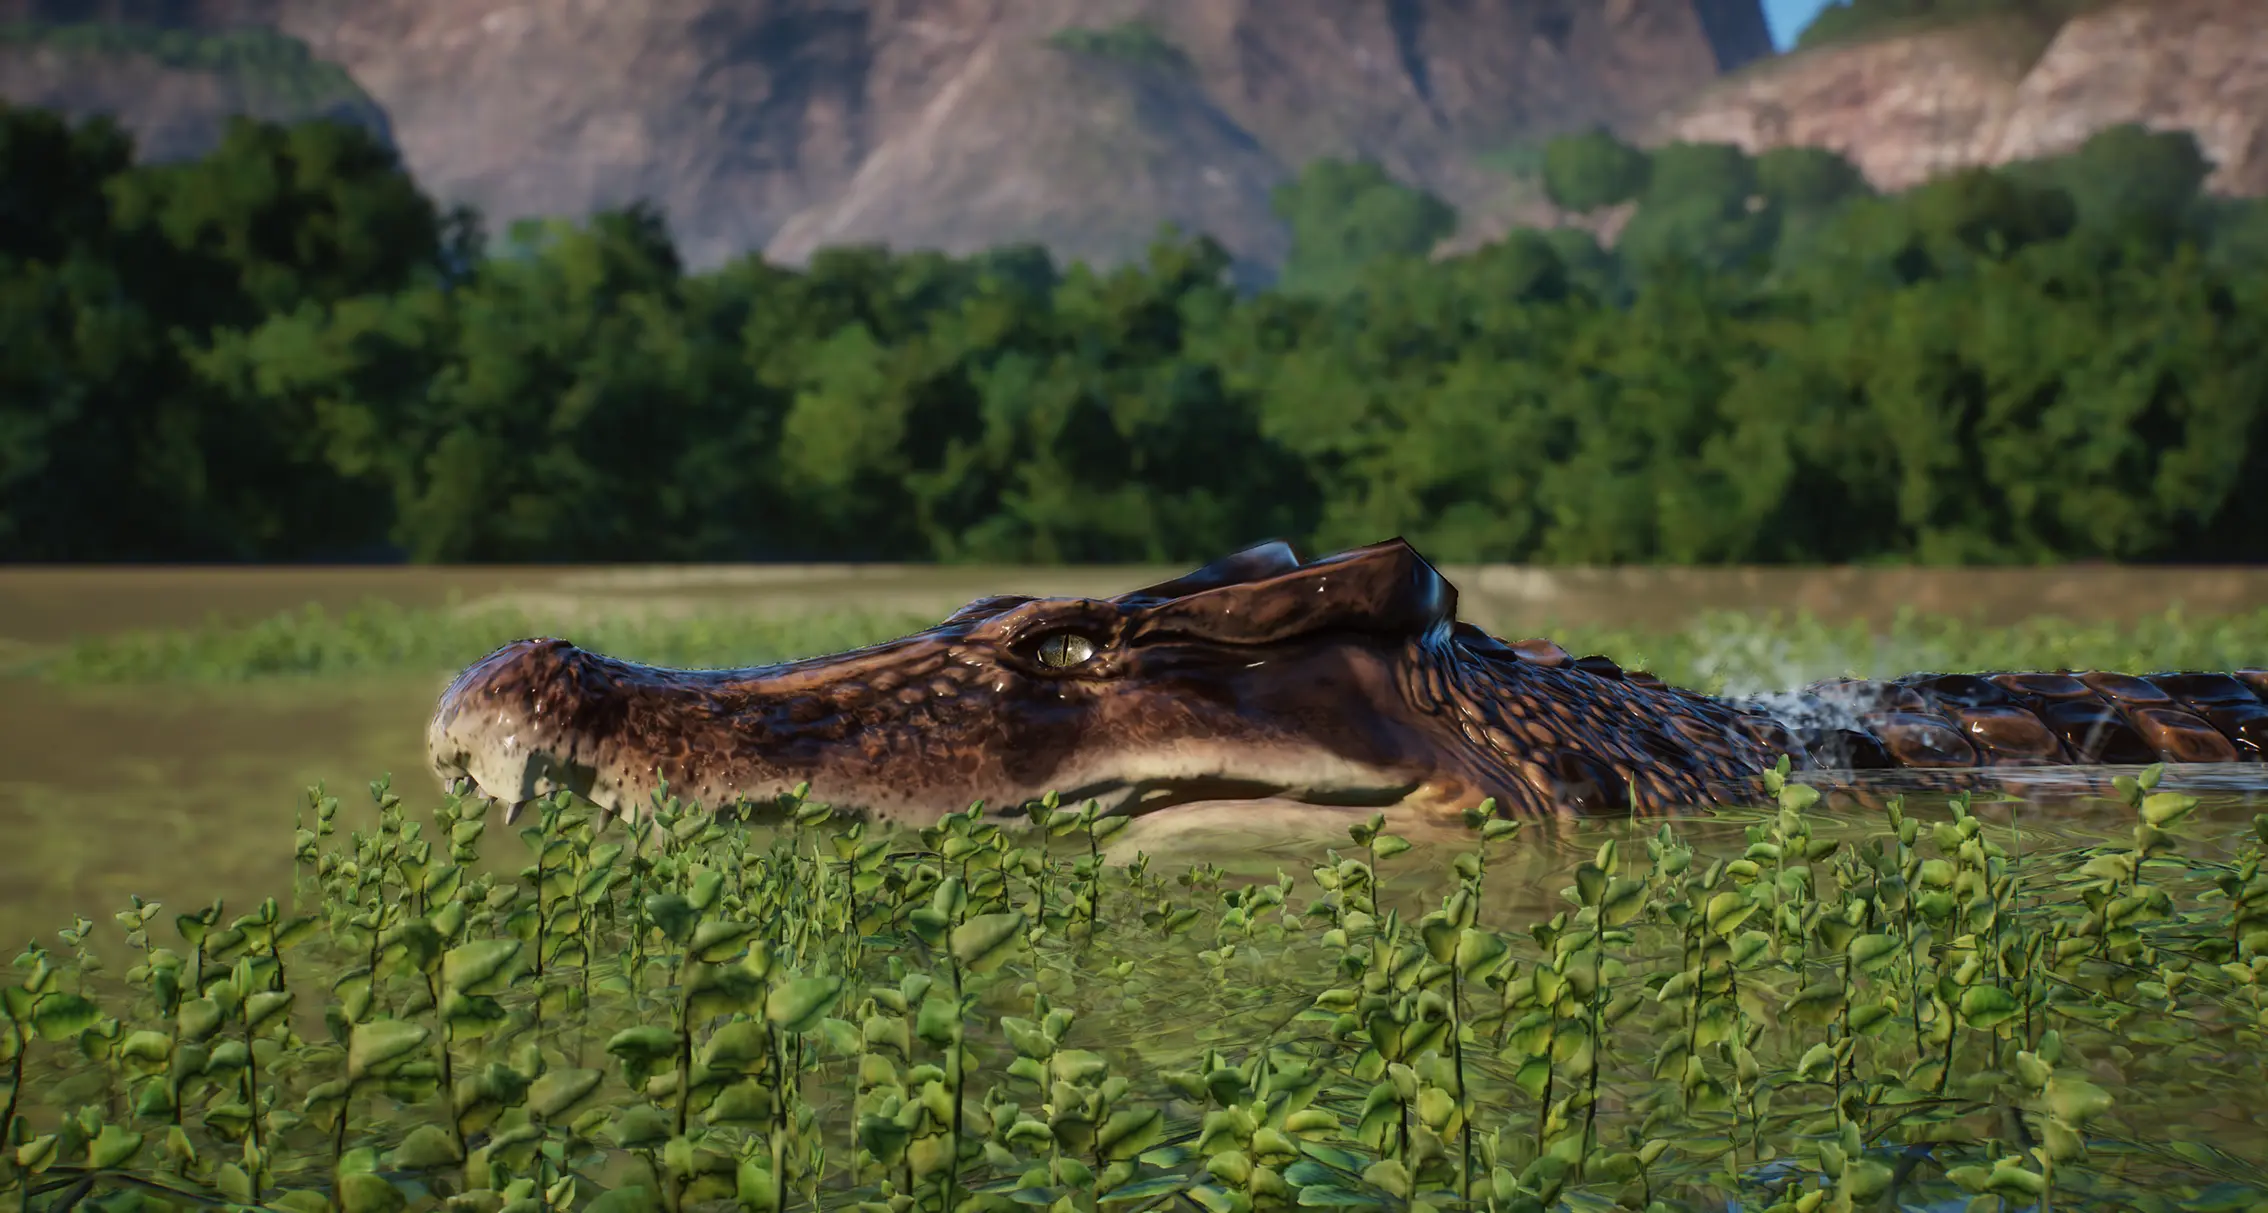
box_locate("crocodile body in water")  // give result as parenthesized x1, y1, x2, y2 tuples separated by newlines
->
(428, 538, 2268, 827)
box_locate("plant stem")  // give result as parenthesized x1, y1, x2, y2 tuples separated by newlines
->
(1450, 964, 1471, 1208)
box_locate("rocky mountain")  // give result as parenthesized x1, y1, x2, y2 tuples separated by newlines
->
(0, 20, 390, 162)
(1, 0, 2260, 275)
(0, 0, 1768, 272)
(1657, 0, 2268, 197)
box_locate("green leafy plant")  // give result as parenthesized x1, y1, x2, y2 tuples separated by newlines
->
(1, 760, 2264, 1213)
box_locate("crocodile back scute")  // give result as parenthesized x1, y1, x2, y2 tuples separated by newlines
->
(1855, 668, 2268, 769)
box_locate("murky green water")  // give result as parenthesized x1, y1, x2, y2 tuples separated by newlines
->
(3, 562, 2266, 951)
(0, 676, 437, 946)
(8, 673, 2265, 960)
(4, 565, 2267, 1210)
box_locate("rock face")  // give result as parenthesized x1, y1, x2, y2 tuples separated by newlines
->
(1657, 0, 2268, 197)
(0, 17, 391, 161)
(9, 0, 2255, 274)
(0, 0, 1764, 270)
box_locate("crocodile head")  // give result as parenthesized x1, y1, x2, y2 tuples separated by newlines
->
(427, 538, 1775, 829)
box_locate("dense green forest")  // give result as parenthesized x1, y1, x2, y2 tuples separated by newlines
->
(1, 99, 2263, 565)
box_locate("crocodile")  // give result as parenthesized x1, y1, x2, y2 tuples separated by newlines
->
(427, 538, 2268, 828)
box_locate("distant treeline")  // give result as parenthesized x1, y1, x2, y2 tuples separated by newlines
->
(2, 100, 2264, 565)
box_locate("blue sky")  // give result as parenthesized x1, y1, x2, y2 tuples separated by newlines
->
(1762, 0, 1837, 48)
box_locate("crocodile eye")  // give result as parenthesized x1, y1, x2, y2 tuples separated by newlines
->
(1034, 632, 1099, 669)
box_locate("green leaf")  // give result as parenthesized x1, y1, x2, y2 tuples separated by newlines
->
(611, 1107, 672, 1150)
(1704, 891, 1754, 937)
(339, 1172, 407, 1213)
(2141, 791, 2198, 828)
(951, 912, 1029, 974)
(766, 976, 845, 1034)
(605, 1026, 679, 1063)
(2044, 1076, 2114, 1124)
(1361, 1159, 1413, 1199)
(1599, 878, 1647, 926)
(1512, 1057, 1550, 1100)
(87, 1123, 145, 1170)
(1100, 1175, 1190, 1204)
(1097, 1107, 1165, 1161)
(691, 920, 758, 963)
(216, 1164, 254, 1205)
(245, 989, 294, 1029)
(915, 996, 961, 1047)
(1295, 1186, 1383, 1207)
(702, 1019, 773, 1072)
(32, 993, 99, 1041)
(1572, 863, 1607, 907)
(347, 1020, 432, 1081)
(1985, 1161, 2046, 1198)
(442, 940, 522, 997)
(644, 894, 698, 943)
(1420, 920, 1459, 964)
(1945, 1165, 1992, 1193)
(14, 1134, 57, 1172)
(1454, 929, 1508, 977)
(1958, 986, 2019, 1029)
(816, 1016, 861, 1056)
(527, 1068, 605, 1119)
(1795, 1043, 1835, 1083)
(1849, 1001, 1896, 1035)
(1730, 929, 1773, 969)
(1843, 1158, 1894, 1201)
(907, 907, 949, 946)
(1786, 981, 1846, 1026)
(177, 998, 223, 1043)
(270, 1192, 331, 1213)
(1846, 933, 1900, 971)
(119, 1029, 172, 1066)
(391, 1124, 464, 1169)
(708, 1080, 773, 1126)
(1001, 1017, 1055, 1060)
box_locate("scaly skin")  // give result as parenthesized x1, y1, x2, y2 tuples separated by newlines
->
(427, 538, 2268, 826)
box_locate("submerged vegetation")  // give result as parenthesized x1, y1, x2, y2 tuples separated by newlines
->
(30, 598, 2268, 696)
(0, 764, 2263, 1213)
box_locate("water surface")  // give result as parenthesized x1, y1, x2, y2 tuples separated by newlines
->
(4, 562, 2266, 949)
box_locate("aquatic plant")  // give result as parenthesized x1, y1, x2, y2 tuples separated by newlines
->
(1, 763, 2264, 1213)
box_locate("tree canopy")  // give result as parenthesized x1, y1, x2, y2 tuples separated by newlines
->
(4, 104, 2262, 565)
